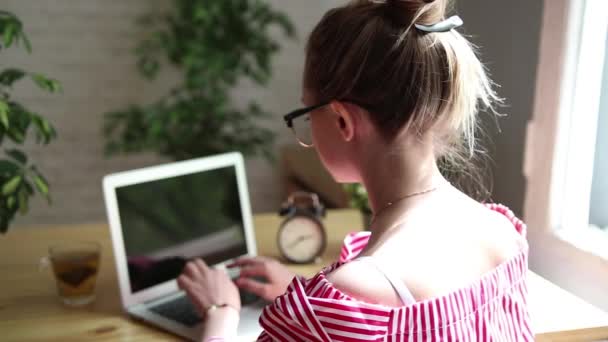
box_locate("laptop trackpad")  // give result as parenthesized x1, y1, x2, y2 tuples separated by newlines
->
(238, 301, 265, 338)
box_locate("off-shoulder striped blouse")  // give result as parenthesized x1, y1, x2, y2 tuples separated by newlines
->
(256, 204, 533, 341)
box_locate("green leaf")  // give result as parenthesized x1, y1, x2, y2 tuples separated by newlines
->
(21, 32, 31, 53)
(30, 74, 47, 90)
(30, 73, 62, 93)
(0, 160, 19, 174)
(3, 22, 15, 47)
(31, 115, 56, 144)
(2, 175, 21, 195)
(24, 181, 34, 195)
(0, 68, 26, 86)
(0, 100, 9, 129)
(6, 149, 27, 164)
(194, 7, 208, 21)
(17, 187, 28, 215)
(7, 129, 24, 144)
(33, 175, 49, 197)
(41, 117, 54, 136)
(48, 79, 61, 92)
(6, 195, 16, 209)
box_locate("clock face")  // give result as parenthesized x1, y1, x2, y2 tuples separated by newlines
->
(278, 215, 325, 264)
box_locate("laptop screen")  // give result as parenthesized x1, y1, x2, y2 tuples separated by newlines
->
(115, 166, 247, 293)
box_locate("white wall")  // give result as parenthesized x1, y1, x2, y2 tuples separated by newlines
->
(3, 0, 168, 227)
(2, 0, 334, 227)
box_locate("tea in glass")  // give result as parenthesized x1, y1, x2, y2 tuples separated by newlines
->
(44, 242, 101, 306)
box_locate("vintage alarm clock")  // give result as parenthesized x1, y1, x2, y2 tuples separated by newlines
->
(277, 192, 326, 264)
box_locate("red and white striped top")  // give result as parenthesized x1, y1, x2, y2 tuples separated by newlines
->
(256, 204, 533, 341)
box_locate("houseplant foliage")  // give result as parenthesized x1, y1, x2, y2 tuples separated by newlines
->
(0, 11, 60, 233)
(343, 184, 372, 228)
(103, 0, 295, 161)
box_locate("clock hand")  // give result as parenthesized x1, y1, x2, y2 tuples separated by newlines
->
(287, 234, 314, 249)
(299, 234, 314, 242)
(287, 236, 305, 249)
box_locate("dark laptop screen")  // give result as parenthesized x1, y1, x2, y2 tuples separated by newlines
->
(115, 166, 247, 293)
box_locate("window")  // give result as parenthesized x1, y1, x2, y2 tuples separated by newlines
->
(524, 0, 608, 309)
(546, 0, 608, 258)
(558, 32, 608, 259)
(589, 39, 608, 231)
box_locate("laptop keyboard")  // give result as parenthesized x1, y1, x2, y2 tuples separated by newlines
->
(149, 291, 261, 327)
(150, 295, 202, 327)
(240, 289, 260, 306)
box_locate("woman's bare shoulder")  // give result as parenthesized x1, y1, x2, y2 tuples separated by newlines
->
(326, 259, 406, 306)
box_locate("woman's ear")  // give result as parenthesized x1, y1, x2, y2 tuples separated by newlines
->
(329, 101, 356, 142)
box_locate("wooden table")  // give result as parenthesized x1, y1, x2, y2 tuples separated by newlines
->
(1, 209, 608, 341)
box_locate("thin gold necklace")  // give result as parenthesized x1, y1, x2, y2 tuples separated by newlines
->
(369, 182, 446, 226)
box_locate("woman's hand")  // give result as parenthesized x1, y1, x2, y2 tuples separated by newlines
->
(229, 256, 296, 301)
(177, 258, 241, 317)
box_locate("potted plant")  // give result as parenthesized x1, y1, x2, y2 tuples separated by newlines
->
(343, 183, 372, 229)
(103, 0, 295, 162)
(0, 11, 60, 233)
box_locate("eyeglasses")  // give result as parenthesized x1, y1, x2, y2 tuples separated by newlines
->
(283, 100, 375, 148)
(283, 102, 329, 148)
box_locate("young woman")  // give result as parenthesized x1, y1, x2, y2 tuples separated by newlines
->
(177, 0, 532, 340)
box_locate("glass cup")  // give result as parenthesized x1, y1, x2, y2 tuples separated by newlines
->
(40, 241, 101, 306)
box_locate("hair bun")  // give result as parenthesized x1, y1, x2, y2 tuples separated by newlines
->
(383, 0, 439, 7)
(374, 0, 447, 26)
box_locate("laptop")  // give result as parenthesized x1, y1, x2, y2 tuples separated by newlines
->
(102, 152, 265, 341)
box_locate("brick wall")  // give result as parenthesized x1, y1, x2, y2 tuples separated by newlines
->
(2, 0, 339, 227)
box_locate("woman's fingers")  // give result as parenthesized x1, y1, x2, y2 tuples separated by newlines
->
(226, 258, 246, 268)
(183, 258, 211, 281)
(184, 261, 203, 279)
(235, 277, 270, 300)
(177, 275, 205, 314)
(227, 256, 270, 268)
(238, 263, 268, 278)
(177, 274, 196, 292)
(194, 258, 210, 274)
(177, 258, 243, 317)
(227, 257, 256, 268)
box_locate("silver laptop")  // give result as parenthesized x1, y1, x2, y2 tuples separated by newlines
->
(102, 152, 264, 341)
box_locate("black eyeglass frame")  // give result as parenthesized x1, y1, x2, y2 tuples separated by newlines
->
(283, 100, 377, 147)
(283, 100, 377, 127)
(283, 102, 329, 129)
(282, 102, 328, 148)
